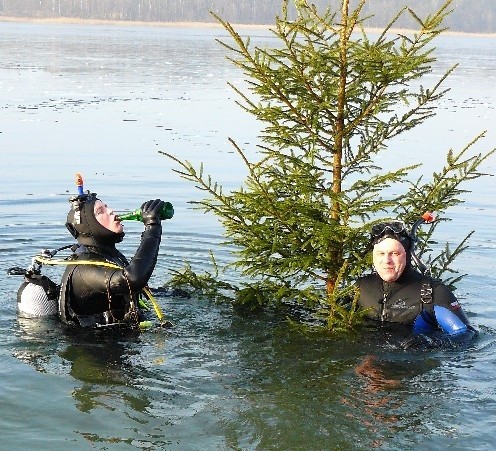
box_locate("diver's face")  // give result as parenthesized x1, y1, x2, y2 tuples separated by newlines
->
(372, 238, 407, 282)
(94, 200, 124, 234)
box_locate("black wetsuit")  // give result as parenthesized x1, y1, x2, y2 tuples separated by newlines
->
(59, 223, 162, 327)
(59, 195, 164, 328)
(357, 267, 475, 348)
(357, 267, 469, 325)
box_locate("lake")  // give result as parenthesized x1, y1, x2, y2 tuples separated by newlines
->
(1, 20, 496, 450)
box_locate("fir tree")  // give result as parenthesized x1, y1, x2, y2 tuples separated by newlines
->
(161, 0, 494, 328)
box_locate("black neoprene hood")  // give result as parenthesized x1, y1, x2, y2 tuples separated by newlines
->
(66, 193, 125, 248)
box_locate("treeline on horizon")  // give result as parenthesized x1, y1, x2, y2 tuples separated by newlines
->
(1, 0, 495, 33)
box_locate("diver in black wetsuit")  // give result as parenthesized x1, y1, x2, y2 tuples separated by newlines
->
(59, 192, 165, 328)
(357, 221, 477, 349)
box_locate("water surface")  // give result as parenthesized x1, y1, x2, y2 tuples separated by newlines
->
(1, 21, 496, 450)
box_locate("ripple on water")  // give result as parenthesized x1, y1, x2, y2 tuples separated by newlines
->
(2, 24, 496, 450)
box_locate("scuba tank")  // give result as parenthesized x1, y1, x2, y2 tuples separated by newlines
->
(17, 276, 59, 317)
(11, 250, 62, 317)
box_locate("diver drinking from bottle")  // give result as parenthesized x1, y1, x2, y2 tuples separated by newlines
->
(15, 173, 173, 329)
(59, 191, 167, 328)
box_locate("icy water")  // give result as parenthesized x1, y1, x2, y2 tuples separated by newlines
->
(2, 21, 496, 450)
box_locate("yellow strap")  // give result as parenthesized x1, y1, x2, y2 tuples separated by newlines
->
(143, 286, 164, 322)
(34, 255, 167, 324)
(35, 255, 122, 269)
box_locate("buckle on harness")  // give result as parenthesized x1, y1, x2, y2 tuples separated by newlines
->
(420, 282, 434, 314)
(420, 283, 433, 304)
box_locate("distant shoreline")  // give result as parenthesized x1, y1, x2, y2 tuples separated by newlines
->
(1, 15, 496, 37)
(0, 15, 269, 30)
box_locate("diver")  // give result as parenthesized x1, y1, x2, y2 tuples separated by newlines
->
(357, 218, 477, 350)
(57, 191, 166, 328)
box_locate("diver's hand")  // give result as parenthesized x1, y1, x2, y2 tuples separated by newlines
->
(401, 334, 432, 350)
(140, 199, 165, 227)
(401, 333, 451, 350)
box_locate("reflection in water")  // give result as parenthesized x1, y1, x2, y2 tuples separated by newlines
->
(218, 315, 452, 449)
(345, 350, 443, 448)
(13, 317, 151, 416)
(351, 354, 403, 447)
(59, 338, 150, 415)
(218, 315, 356, 449)
(355, 355, 402, 394)
(12, 316, 63, 373)
(8, 294, 494, 449)
(3, 22, 496, 450)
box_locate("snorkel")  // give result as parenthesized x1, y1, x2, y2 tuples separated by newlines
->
(67, 172, 96, 234)
(66, 173, 125, 247)
(409, 211, 436, 275)
(76, 172, 84, 196)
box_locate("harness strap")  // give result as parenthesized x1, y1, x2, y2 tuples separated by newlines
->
(58, 266, 77, 324)
(76, 308, 130, 328)
(420, 279, 434, 314)
(36, 254, 167, 325)
(35, 255, 123, 269)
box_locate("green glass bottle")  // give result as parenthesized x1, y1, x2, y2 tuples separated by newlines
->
(119, 202, 174, 221)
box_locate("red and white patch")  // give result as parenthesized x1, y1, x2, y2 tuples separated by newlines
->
(450, 301, 462, 310)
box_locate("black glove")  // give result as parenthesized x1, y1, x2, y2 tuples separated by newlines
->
(400, 332, 452, 350)
(140, 199, 165, 227)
